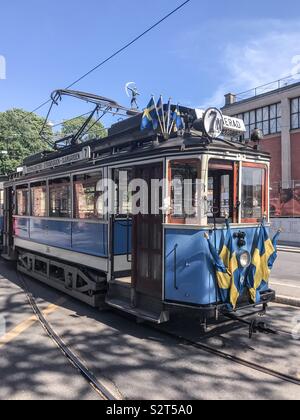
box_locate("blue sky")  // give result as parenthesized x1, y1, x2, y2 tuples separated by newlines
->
(1, 0, 300, 128)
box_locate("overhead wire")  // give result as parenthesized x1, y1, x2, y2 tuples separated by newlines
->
(24, 1, 192, 119)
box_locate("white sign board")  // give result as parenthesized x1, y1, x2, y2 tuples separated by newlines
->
(24, 146, 91, 174)
(222, 115, 246, 134)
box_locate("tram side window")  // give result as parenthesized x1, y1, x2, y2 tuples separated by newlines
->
(169, 160, 200, 223)
(49, 177, 71, 218)
(241, 165, 266, 221)
(16, 185, 29, 216)
(31, 182, 47, 217)
(73, 172, 104, 220)
(208, 161, 234, 222)
(114, 168, 134, 216)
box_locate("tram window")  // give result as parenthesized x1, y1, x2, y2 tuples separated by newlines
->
(31, 182, 47, 217)
(0, 189, 4, 215)
(169, 160, 200, 223)
(114, 168, 134, 216)
(241, 165, 266, 221)
(208, 161, 234, 222)
(73, 172, 104, 220)
(49, 177, 71, 218)
(16, 185, 29, 216)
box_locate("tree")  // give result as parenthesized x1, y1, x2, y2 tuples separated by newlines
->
(0, 108, 52, 174)
(61, 116, 107, 141)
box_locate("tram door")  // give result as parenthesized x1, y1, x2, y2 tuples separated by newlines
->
(132, 163, 163, 299)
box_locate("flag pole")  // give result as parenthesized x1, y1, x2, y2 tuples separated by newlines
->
(160, 95, 166, 134)
(153, 95, 164, 134)
(168, 103, 178, 135)
(166, 98, 172, 134)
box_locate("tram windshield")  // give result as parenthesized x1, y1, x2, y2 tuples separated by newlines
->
(169, 159, 200, 224)
(241, 165, 266, 221)
(208, 160, 235, 223)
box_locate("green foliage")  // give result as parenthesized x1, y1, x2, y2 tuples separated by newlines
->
(61, 116, 107, 140)
(0, 108, 52, 174)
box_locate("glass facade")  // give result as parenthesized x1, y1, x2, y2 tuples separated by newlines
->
(236, 103, 281, 139)
(291, 97, 300, 130)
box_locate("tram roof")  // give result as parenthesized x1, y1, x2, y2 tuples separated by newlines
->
(13, 110, 270, 181)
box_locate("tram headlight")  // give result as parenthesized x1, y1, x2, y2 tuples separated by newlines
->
(238, 251, 251, 269)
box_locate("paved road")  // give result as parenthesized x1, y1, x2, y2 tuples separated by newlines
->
(0, 259, 299, 400)
(270, 251, 300, 299)
(0, 260, 100, 400)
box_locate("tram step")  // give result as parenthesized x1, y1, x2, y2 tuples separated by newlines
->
(106, 297, 170, 324)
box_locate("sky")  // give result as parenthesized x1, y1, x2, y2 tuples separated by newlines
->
(1, 0, 300, 128)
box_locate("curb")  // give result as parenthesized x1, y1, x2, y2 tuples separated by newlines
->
(275, 295, 300, 308)
(278, 246, 300, 254)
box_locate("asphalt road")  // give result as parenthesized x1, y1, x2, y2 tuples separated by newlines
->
(0, 258, 299, 400)
(270, 251, 300, 299)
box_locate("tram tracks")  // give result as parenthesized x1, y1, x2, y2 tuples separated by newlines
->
(154, 325, 300, 387)
(18, 274, 121, 401)
(15, 271, 300, 394)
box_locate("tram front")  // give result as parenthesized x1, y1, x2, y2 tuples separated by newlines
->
(163, 109, 279, 321)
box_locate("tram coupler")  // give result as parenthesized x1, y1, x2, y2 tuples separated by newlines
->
(221, 312, 277, 339)
(248, 320, 277, 339)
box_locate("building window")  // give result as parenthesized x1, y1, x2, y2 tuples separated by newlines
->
(49, 177, 71, 218)
(291, 97, 300, 130)
(16, 185, 29, 216)
(31, 182, 47, 217)
(236, 103, 281, 139)
(73, 172, 104, 220)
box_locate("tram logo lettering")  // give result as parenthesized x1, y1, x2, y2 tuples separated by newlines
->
(97, 173, 207, 217)
(0, 55, 6, 80)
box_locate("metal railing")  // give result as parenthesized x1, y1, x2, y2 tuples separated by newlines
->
(236, 73, 300, 102)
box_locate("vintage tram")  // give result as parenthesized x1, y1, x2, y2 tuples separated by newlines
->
(1, 93, 278, 326)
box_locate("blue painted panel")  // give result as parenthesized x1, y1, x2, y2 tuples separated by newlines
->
(30, 218, 49, 244)
(113, 219, 132, 255)
(46, 219, 72, 249)
(72, 221, 108, 257)
(164, 226, 262, 306)
(15, 217, 30, 240)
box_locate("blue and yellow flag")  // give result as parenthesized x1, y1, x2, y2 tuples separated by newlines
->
(206, 227, 241, 309)
(140, 97, 159, 131)
(246, 225, 280, 304)
(157, 96, 166, 133)
(171, 105, 184, 132)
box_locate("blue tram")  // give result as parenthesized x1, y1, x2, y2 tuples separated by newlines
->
(1, 96, 278, 325)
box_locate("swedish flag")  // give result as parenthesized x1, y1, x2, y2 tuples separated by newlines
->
(157, 96, 166, 132)
(140, 97, 159, 131)
(171, 105, 184, 132)
(246, 225, 280, 304)
(206, 227, 241, 309)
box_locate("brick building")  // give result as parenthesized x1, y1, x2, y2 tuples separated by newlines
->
(222, 79, 300, 243)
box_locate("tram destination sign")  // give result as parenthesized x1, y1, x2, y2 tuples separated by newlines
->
(201, 108, 246, 140)
(24, 146, 91, 174)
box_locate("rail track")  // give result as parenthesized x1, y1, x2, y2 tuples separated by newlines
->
(154, 324, 300, 387)
(16, 271, 300, 395)
(18, 274, 121, 401)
